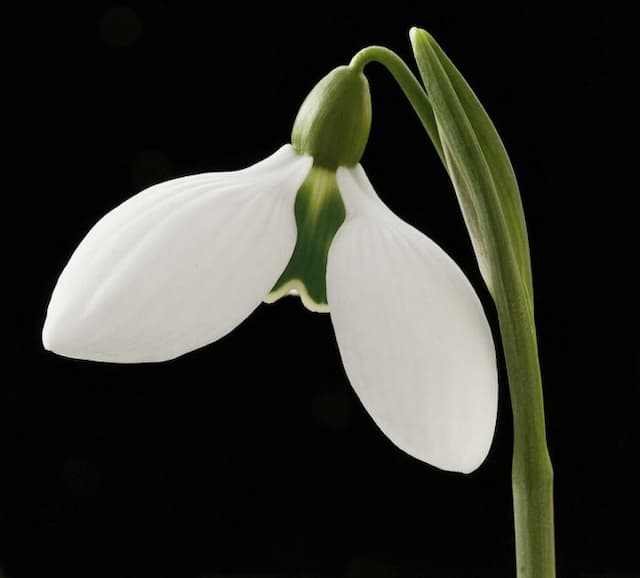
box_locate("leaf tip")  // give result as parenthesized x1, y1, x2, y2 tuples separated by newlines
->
(409, 26, 433, 47)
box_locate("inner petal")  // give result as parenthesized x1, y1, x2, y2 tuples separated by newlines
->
(265, 165, 345, 312)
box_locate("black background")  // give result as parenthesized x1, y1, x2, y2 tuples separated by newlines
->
(7, 2, 638, 577)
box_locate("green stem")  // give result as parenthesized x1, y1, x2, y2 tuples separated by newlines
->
(349, 46, 445, 164)
(495, 257, 555, 578)
(353, 44, 555, 577)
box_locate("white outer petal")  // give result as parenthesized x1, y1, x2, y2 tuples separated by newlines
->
(43, 145, 312, 362)
(327, 165, 497, 473)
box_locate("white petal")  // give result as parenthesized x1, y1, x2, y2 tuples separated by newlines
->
(327, 165, 497, 473)
(43, 145, 312, 362)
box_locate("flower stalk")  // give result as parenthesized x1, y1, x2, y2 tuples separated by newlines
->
(349, 46, 444, 163)
(351, 30, 556, 577)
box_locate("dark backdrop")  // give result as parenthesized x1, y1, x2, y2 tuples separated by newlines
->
(7, 2, 637, 577)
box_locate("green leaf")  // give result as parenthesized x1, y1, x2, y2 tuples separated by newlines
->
(410, 29, 555, 578)
(410, 28, 533, 307)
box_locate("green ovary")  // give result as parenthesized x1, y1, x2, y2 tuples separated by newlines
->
(265, 166, 345, 312)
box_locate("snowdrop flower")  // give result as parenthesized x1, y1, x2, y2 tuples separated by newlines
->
(43, 65, 497, 473)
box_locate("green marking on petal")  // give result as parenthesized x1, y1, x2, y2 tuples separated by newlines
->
(265, 165, 345, 312)
(264, 279, 330, 313)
